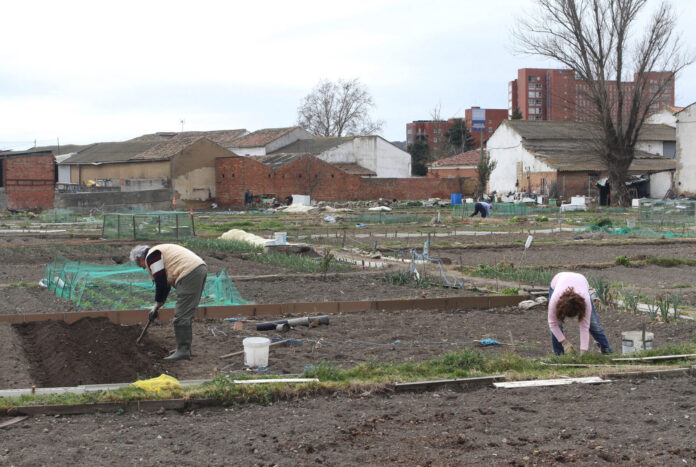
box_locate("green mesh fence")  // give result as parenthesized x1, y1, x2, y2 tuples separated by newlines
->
(452, 202, 531, 217)
(40, 209, 80, 223)
(583, 225, 696, 238)
(102, 212, 195, 240)
(44, 256, 248, 311)
(345, 213, 430, 224)
(637, 200, 696, 228)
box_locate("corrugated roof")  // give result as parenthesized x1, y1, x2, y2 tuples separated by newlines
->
(331, 163, 376, 176)
(527, 144, 676, 172)
(506, 120, 675, 141)
(129, 129, 247, 146)
(130, 135, 208, 161)
(268, 137, 355, 155)
(253, 153, 305, 169)
(229, 127, 302, 148)
(430, 149, 481, 167)
(61, 142, 160, 164)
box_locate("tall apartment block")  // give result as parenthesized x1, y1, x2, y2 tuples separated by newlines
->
(508, 68, 675, 121)
(464, 107, 508, 148)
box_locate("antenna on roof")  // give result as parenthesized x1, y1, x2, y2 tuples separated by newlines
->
(180, 119, 185, 133)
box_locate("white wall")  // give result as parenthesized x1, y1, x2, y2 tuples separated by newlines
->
(173, 167, 215, 200)
(318, 136, 411, 177)
(229, 128, 314, 156)
(676, 103, 696, 194)
(637, 140, 666, 156)
(646, 110, 677, 128)
(649, 171, 672, 198)
(266, 128, 313, 153)
(487, 123, 555, 193)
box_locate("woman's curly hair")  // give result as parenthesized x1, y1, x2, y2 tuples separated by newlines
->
(556, 287, 586, 322)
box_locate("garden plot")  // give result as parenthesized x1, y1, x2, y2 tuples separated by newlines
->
(2, 305, 694, 389)
(3, 376, 694, 465)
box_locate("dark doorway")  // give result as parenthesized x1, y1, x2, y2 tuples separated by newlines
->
(599, 182, 611, 206)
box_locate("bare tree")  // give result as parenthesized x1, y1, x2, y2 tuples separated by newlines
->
(297, 78, 384, 137)
(514, 0, 692, 205)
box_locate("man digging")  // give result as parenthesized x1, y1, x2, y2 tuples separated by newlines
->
(130, 244, 207, 361)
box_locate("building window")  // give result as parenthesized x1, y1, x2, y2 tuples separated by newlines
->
(536, 84, 542, 89)
(488, 127, 493, 132)
(528, 84, 536, 89)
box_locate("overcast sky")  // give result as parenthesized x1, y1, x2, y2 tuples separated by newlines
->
(1, 0, 694, 150)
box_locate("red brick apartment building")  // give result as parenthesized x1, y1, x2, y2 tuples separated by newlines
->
(508, 68, 674, 121)
(406, 107, 508, 153)
(464, 107, 508, 148)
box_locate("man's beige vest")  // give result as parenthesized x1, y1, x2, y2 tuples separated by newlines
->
(149, 244, 205, 287)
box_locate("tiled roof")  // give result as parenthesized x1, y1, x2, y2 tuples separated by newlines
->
(61, 142, 160, 164)
(130, 135, 209, 161)
(505, 120, 675, 141)
(129, 129, 247, 147)
(430, 150, 481, 167)
(229, 127, 302, 148)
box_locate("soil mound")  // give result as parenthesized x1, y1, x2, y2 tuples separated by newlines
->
(13, 317, 169, 388)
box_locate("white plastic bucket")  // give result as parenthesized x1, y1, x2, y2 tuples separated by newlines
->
(274, 232, 287, 245)
(243, 337, 271, 367)
(621, 331, 653, 355)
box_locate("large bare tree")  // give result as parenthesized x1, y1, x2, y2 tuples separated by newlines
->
(297, 78, 384, 137)
(514, 0, 692, 205)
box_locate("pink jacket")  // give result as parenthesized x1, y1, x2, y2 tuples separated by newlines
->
(548, 272, 592, 351)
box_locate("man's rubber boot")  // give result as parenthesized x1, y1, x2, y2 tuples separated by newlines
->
(164, 325, 191, 361)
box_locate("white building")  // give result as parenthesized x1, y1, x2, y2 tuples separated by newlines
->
(676, 102, 696, 195)
(227, 127, 314, 156)
(487, 120, 676, 202)
(261, 135, 411, 178)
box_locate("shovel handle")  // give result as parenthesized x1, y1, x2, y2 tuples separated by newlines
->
(136, 318, 152, 344)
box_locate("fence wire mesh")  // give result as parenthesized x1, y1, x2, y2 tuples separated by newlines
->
(102, 212, 195, 240)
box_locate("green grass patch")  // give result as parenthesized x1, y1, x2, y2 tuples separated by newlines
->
(466, 263, 555, 285)
(643, 257, 696, 267)
(243, 252, 353, 274)
(3, 344, 696, 410)
(183, 237, 263, 253)
(196, 220, 288, 235)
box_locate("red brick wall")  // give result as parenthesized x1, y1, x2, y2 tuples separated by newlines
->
(464, 108, 508, 147)
(427, 168, 478, 179)
(4, 154, 55, 210)
(215, 156, 475, 207)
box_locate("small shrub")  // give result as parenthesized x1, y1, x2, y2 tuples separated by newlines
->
(592, 218, 613, 229)
(509, 216, 522, 224)
(535, 216, 548, 222)
(383, 271, 410, 286)
(501, 287, 520, 296)
(615, 255, 630, 267)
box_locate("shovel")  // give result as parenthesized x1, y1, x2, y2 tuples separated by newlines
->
(136, 316, 154, 344)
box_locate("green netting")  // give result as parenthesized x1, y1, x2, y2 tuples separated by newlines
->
(102, 212, 195, 240)
(44, 256, 248, 311)
(583, 225, 696, 238)
(452, 202, 531, 217)
(40, 209, 80, 223)
(637, 200, 696, 228)
(345, 213, 430, 224)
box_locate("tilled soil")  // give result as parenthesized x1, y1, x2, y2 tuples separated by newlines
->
(13, 318, 170, 387)
(1, 376, 695, 465)
(3, 306, 695, 388)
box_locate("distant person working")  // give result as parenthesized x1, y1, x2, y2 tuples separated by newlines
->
(470, 201, 491, 218)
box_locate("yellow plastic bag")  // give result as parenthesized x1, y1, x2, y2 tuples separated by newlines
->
(131, 374, 182, 393)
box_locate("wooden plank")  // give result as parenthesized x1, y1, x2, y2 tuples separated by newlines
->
(394, 375, 505, 392)
(232, 378, 319, 385)
(0, 416, 28, 429)
(611, 353, 696, 362)
(0, 295, 526, 325)
(606, 368, 692, 379)
(494, 377, 610, 388)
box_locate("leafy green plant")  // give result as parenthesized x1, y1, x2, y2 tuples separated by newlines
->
(672, 294, 681, 321)
(535, 216, 548, 222)
(501, 287, 520, 296)
(589, 276, 610, 306)
(615, 255, 630, 267)
(383, 271, 410, 286)
(645, 297, 659, 320)
(591, 217, 613, 229)
(656, 295, 671, 323)
(620, 287, 639, 315)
